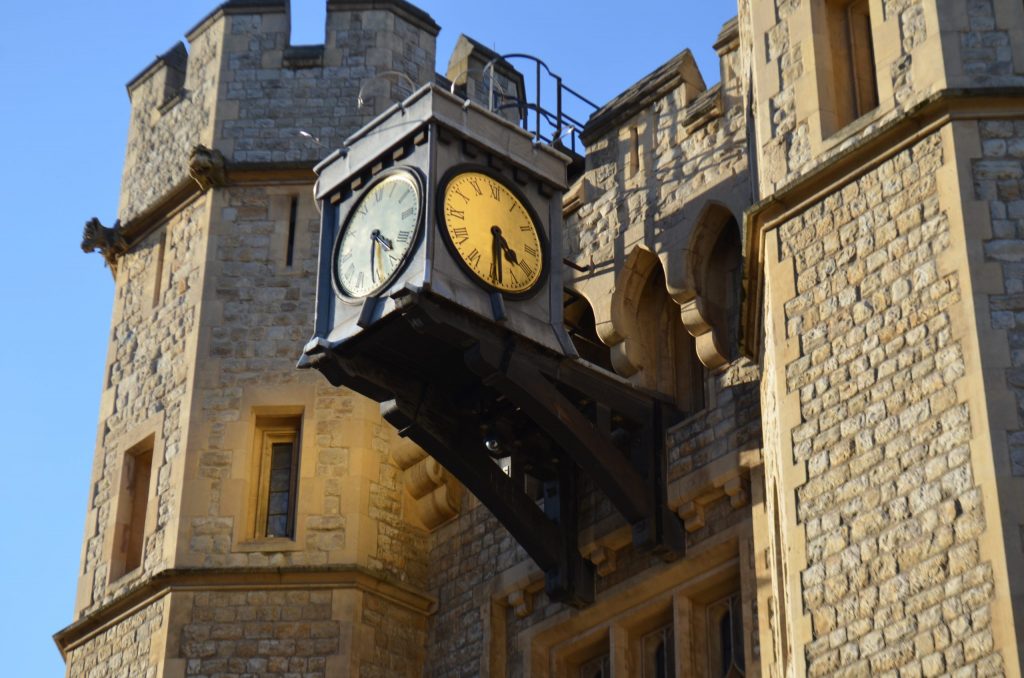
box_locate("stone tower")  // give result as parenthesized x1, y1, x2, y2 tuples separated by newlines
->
(58, 2, 446, 675)
(61, 0, 1024, 676)
(747, 0, 1024, 675)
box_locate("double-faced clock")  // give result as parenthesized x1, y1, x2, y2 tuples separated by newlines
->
(437, 168, 546, 298)
(305, 84, 681, 608)
(332, 168, 423, 300)
(308, 84, 575, 356)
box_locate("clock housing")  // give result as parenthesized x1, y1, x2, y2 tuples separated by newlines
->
(308, 84, 575, 356)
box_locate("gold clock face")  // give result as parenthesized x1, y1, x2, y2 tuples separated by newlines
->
(333, 169, 422, 300)
(438, 169, 546, 296)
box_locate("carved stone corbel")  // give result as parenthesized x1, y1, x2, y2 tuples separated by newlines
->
(188, 144, 227, 191)
(391, 437, 462, 529)
(679, 295, 728, 371)
(81, 217, 128, 271)
(677, 499, 707, 532)
(507, 589, 534, 618)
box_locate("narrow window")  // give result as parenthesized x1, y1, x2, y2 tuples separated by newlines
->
(286, 195, 298, 268)
(111, 437, 153, 580)
(827, 0, 879, 129)
(707, 592, 745, 677)
(254, 416, 301, 539)
(642, 621, 676, 678)
(579, 653, 611, 678)
(152, 230, 167, 308)
(629, 126, 641, 177)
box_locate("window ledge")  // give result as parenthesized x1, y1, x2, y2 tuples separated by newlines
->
(234, 537, 304, 553)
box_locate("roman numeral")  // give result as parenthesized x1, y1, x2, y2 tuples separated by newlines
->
(453, 189, 470, 203)
(508, 268, 519, 285)
(396, 230, 412, 243)
(388, 184, 397, 198)
(451, 227, 469, 244)
(524, 244, 538, 257)
(345, 263, 356, 278)
(490, 184, 500, 200)
(466, 248, 481, 266)
(358, 205, 368, 216)
(356, 271, 365, 288)
(402, 207, 415, 220)
(519, 260, 534, 278)
(519, 224, 532, 232)
(447, 208, 465, 220)
(389, 253, 401, 265)
(375, 190, 383, 203)
(340, 252, 352, 264)
(469, 179, 483, 196)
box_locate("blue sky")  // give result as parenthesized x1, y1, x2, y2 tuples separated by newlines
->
(0, 1, 737, 673)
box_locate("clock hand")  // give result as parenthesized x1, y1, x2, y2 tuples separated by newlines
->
(373, 232, 393, 251)
(369, 236, 378, 284)
(490, 225, 518, 264)
(490, 226, 503, 283)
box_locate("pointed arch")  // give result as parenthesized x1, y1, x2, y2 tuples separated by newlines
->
(679, 202, 742, 371)
(605, 246, 704, 413)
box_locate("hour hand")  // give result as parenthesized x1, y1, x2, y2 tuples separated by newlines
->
(372, 230, 393, 251)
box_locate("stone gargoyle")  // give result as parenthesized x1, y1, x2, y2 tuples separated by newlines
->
(81, 217, 128, 270)
(188, 144, 227, 191)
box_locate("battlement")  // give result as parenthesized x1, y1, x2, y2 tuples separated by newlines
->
(118, 0, 440, 223)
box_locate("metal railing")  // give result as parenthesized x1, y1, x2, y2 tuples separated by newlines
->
(482, 53, 598, 156)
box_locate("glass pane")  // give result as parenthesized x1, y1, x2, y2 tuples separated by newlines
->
(269, 468, 292, 492)
(266, 514, 288, 537)
(268, 490, 291, 515)
(271, 442, 294, 469)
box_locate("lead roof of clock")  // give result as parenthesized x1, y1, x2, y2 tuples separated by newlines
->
(314, 84, 572, 203)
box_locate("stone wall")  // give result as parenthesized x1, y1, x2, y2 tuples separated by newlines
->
(217, 6, 437, 165)
(765, 132, 1004, 676)
(976, 118, 1024, 478)
(179, 589, 338, 677)
(120, 26, 221, 222)
(753, 0, 954, 193)
(180, 184, 430, 594)
(65, 598, 165, 678)
(566, 45, 749, 275)
(80, 196, 207, 614)
(947, 0, 1024, 87)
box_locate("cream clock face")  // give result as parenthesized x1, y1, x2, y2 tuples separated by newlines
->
(438, 169, 546, 297)
(333, 169, 422, 300)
